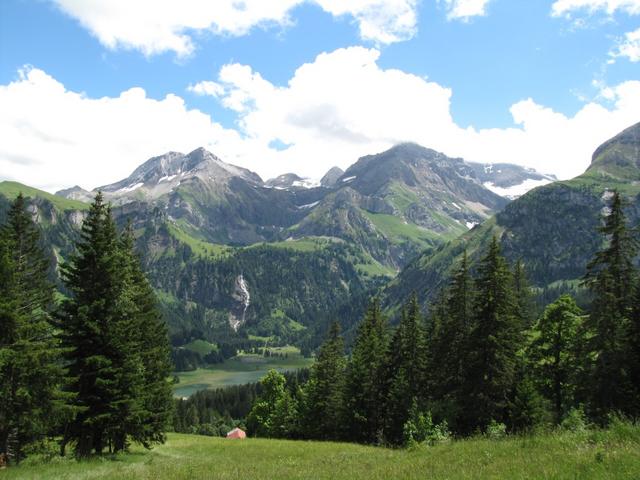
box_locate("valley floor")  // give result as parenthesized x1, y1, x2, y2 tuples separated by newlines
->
(4, 425, 640, 480)
(174, 349, 313, 397)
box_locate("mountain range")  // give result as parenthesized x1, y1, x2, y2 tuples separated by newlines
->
(1, 122, 638, 349)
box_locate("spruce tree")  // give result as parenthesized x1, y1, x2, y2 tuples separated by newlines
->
(301, 322, 346, 440)
(118, 226, 173, 448)
(343, 298, 388, 443)
(382, 294, 426, 445)
(460, 236, 521, 434)
(529, 295, 584, 424)
(59, 194, 170, 456)
(582, 191, 638, 421)
(428, 251, 472, 429)
(0, 194, 66, 463)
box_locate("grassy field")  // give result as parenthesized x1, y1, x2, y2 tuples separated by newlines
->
(5, 423, 640, 479)
(173, 351, 313, 398)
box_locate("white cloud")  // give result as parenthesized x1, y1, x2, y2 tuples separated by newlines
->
(443, 0, 491, 20)
(51, 0, 419, 56)
(0, 67, 258, 192)
(551, 0, 640, 17)
(202, 46, 640, 181)
(2, 51, 639, 193)
(610, 27, 640, 62)
(187, 81, 225, 97)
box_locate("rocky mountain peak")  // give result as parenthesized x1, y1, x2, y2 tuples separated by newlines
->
(588, 122, 640, 179)
(320, 167, 344, 187)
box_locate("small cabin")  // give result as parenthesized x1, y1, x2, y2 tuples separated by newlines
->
(226, 427, 246, 439)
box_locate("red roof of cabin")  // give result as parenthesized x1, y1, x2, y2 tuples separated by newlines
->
(226, 428, 246, 439)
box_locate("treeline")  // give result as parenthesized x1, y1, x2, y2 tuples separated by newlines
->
(246, 192, 640, 445)
(173, 369, 309, 436)
(0, 194, 173, 463)
(171, 342, 239, 372)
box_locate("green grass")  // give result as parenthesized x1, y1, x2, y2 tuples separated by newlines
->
(182, 339, 217, 356)
(6, 425, 640, 479)
(363, 211, 441, 246)
(247, 236, 341, 253)
(0, 181, 89, 211)
(166, 223, 232, 258)
(386, 182, 421, 213)
(173, 349, 313, 398)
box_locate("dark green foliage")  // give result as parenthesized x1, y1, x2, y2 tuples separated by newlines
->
(529, 295, 584, 423)
(119, 226, 173, 448)
(513, 260, 535, 327)
(342, 299, 388, 443)
(427, 251, 472, 430)
(301, 322, 346, 440)
(460, 237, 523, 434)
(382, 294, 427, 445)
(58, 194, 172, 457)
(630, 280, 640, 417)
(0, 194, 66, 463)
(582, 192, 639, 421)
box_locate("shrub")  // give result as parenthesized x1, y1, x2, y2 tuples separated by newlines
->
(486, 420, 507, 439)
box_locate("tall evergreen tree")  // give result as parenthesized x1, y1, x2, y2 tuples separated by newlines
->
(382, 294, 426, 445)
(582, 191, 638, 421)
(118, 226, 173, 448)
(58, 194, 128, 456)
(428, 251, 472, 429)
(301, 322, 346, 440)
(0, 194, 66, 462)
(460, 236, 522, 433)
(529, 295, 584, 423)
(58, 194, 171, 456)
(343, 298, 388, 443)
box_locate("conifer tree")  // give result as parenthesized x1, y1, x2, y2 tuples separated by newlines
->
(0, 194, 66, 463)
(529, 295, 584, 424)
(428, 251, 472, 428)
(382, 294, 426, 445)
(460, 237, 521, 433)
(118, 226, 173, 448)
(58, 194, 126, 456)
(301, 322, 346, 440)
(582, 191, 638, 421)
(343, 298, 388, 443)
(59, 194, 171, 456)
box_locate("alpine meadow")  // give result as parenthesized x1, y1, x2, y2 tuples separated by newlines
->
(1, 1, 640, 478)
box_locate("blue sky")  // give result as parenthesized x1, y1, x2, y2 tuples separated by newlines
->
(0, 0, 638, 192)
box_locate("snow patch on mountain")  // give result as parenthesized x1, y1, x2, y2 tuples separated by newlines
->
(118, 182, 144, 193)
(483, 178, 551, 199)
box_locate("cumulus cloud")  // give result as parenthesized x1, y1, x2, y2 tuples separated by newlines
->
(2, 50, 639, 192)
(0, 67, 258, 191)
(551, 0, 640, 17)
(51, 0, 419, 55)
(442, 0, 492, 20)
(191, 46, 640, 181)
(610, 27, 640, 62)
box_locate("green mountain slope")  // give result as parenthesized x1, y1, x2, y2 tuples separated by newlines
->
(384, 121, 640, 312)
